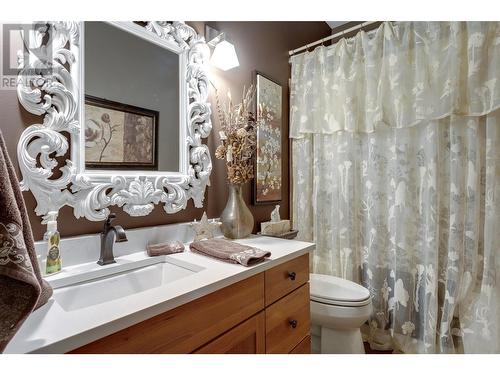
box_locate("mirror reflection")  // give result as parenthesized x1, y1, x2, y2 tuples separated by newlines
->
(84, 22, 180, 171)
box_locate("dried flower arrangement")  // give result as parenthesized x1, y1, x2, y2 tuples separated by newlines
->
(214, 85, 263, 185)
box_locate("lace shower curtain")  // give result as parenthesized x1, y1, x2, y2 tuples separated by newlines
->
(290, 22, 500, 353)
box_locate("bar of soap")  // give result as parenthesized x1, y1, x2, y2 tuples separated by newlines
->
(146, 240, 185, 257)
(261, 220, 291, 235)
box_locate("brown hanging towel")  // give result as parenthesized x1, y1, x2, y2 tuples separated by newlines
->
(0, 129, 53, 352)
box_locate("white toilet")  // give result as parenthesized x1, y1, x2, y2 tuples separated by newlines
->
(310, 273, 372, 354)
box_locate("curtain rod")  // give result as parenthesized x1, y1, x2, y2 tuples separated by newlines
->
(288, 21, 380, 56)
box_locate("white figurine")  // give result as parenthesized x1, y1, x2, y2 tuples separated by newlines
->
(270, 205, 281, 222)
(190, 212, 221, 241)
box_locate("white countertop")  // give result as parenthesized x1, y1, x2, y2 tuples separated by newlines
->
(5, 236, 314, 354)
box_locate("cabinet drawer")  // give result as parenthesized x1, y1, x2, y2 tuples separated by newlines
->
(265, 253, 309, 305)
(194, 312, 265, 354)
(265, 283, 310, 354)
(290, 335, 311, 354)
(71, 273, 264, 354)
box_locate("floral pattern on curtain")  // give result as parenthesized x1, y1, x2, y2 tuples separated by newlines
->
(290, 22, 500, 136)
(290, 22, 500, 353)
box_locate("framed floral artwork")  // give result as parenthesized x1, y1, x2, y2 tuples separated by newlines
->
(84, 95, 159, 170)
(253, 71, 282, 204)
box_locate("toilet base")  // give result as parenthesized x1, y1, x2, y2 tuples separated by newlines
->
(311, 325, 365, 354)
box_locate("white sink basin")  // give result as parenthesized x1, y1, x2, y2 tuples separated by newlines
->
(53, 258, 203, 311)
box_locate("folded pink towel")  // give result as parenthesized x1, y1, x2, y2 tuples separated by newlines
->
(146, 240, 185, 257)
(189, 238, 271, 266)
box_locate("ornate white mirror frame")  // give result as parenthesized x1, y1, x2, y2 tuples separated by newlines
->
(17, 21, 212, 223)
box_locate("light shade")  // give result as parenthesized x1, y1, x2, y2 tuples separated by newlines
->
(210, 40, 239, 71)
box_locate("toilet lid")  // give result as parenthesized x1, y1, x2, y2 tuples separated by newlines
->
(310, 273, 371, 306)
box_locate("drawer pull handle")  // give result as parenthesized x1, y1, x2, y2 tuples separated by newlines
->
(289, 319, 298, 329)
(288, 271, 296, 281)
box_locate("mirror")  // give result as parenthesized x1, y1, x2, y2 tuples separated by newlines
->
(17, 22, 212, 222)
(84, 22, 180, 171)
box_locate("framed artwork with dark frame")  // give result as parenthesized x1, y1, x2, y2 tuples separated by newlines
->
(252, 71, 283, 205)
(84, 95, 159, 170)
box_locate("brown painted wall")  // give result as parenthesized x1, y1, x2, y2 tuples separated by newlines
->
(0, 21, 331, 240)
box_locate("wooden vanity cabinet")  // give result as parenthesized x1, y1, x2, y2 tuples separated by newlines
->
(265, 284, 310, 353)
(71, 253, 310, 354)
(194, 312, 266, 354)
(264, 253, 310, 305)
(72, 274, 265, 354)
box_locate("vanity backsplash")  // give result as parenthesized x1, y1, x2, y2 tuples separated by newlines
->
(34, 220, 222, 271)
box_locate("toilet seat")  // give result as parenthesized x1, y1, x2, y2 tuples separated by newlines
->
(310, 273, 371, 307)
(311, 295, 371, 307)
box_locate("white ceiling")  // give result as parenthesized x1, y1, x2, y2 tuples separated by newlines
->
(326, 21, 348, 29)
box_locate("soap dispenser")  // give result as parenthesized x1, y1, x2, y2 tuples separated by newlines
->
(44, 211, 62, 275)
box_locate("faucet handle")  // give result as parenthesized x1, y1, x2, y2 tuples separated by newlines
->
(106, 213, 117, 225)
(104, 213, 117, 230)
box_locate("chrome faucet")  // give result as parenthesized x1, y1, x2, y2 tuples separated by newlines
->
(97, 213, 128, 266)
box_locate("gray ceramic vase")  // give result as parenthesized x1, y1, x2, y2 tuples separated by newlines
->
(220, 183, 254, 239)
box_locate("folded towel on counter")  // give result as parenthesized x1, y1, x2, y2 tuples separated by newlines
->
(146, 240, 185, 257)
(0, 129, 53, 352)
(189, 238, 271, 267)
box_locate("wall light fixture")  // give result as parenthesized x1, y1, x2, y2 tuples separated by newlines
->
(205, 25, 239, 71)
